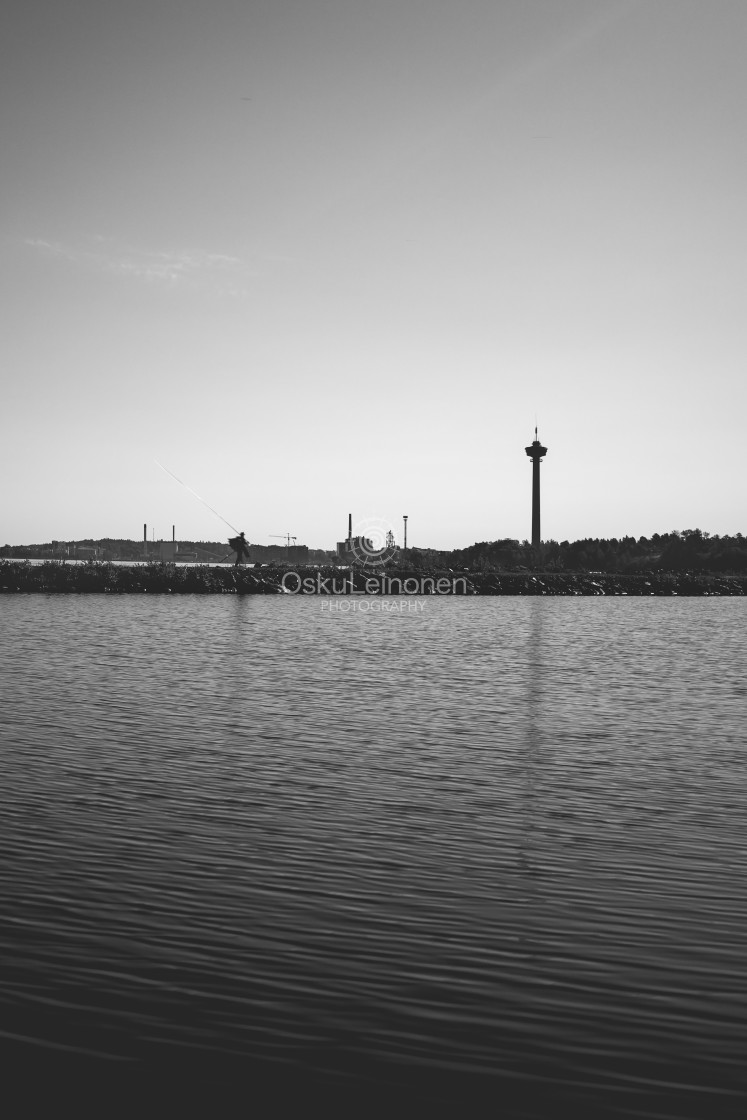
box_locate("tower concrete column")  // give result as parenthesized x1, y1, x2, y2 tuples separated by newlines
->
(524, 429, 548, 549)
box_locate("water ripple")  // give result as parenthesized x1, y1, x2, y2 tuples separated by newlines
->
(1, 595, 746, 1110)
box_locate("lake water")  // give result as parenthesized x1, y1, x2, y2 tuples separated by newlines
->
(1, 595, 745, 1112)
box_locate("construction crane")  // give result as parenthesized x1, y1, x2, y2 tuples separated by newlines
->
(270, 533, 297, 559)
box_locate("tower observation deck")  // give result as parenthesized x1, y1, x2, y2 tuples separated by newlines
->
(525, 428, 548, 549)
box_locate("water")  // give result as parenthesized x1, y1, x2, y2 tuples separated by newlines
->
(1, 595, 745, 1112)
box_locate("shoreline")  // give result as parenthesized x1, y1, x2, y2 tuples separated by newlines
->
(1, 561, 745, 596)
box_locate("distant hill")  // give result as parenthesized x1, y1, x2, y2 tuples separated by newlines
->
(2, 530, 745, 573)
(0, 538, 336, 564)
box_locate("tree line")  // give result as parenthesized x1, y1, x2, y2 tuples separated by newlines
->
(432, 529, 747, 573)
(3, 529, 746, 572)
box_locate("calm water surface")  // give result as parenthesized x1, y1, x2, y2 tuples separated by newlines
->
(1, 595, 745, 1112)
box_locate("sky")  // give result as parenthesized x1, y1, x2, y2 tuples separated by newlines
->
(2, 0, 746, 550)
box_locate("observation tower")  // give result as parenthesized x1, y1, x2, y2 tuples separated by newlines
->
(525, 428, 548, 549)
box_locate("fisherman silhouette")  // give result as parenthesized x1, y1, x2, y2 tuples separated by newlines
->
(229, 531, 250, 567)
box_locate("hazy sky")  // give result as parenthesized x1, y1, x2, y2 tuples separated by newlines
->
(2, 0, 745, 549)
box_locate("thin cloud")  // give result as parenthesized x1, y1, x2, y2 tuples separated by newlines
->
(25, 236, 256, 295)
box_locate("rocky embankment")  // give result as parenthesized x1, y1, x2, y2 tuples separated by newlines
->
(1, 561, 745, 596)
(461, 571, 746, 595)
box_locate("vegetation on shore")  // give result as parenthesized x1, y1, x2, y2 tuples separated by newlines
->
(0, 561, 281, 595)
(3, 529, 746, 574)
(1, 560, 745, 596)
(416, 529, 747, 574)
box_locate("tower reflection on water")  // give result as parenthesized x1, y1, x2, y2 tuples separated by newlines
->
(518, 599, 543, 962)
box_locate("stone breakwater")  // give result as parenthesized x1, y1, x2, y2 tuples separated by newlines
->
(1, 561, 745, 596)
(463, 571, 746, 595)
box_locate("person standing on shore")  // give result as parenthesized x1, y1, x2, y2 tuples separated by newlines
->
(230, 532, 250, 566)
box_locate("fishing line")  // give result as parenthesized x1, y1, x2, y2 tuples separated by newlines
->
(154, 460, 240, 535)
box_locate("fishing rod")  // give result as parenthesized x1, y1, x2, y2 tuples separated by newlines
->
(154, 460, 241, 536)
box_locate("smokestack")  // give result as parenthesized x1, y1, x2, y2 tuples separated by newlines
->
(172, 525, 175, 542)
(348, 513, 352, 543)
(144, 523, 147, 543)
